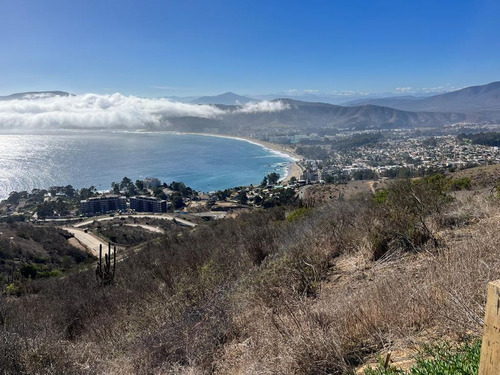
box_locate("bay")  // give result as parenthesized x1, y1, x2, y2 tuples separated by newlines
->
(0, 131, 293, 201)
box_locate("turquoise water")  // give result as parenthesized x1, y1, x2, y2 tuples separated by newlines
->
(0, 131, 293, 200)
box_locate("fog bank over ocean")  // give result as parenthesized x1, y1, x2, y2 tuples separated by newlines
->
(0, 131, 293, 201)
(0, 93, 289, 130)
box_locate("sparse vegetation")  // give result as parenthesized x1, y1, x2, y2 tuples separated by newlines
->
(0, 171, 499, 374)
(365, 340, 481, 374)
(0, 223, 91, 287)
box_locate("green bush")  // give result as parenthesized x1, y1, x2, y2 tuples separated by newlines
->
(368, 175, 453, 259)
(5, 282, 20, 296)
(372, 189, 388, 204)
(286, 207, 313, 222)
(449, 177, 472, 191)
(365, 340, 480, 375)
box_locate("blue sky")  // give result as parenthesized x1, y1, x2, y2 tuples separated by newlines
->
(1, 0, 499, 97)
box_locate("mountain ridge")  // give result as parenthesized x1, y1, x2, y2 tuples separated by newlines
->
(167, 98, 485, 133)
(342, 81, 500, 116)
(0, 91, 73, 101)
(190, 91, 258, 105)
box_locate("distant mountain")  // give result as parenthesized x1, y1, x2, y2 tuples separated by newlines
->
(342, 95, 424, 107)
(190, 92, 258, 105)
(167, 98, 484, 133)
(160, 95, 198, 103)
(0, 91, 73, 101)
(342, 81, 500, 121)
(254, 92, 437, 105)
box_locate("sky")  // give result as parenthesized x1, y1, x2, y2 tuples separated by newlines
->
(1, 0, 500, 98)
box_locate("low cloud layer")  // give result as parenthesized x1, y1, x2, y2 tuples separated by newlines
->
(0, 93, 288, 130)
(232, 100, 290, 114)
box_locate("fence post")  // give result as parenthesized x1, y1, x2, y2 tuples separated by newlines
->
(479, 280, 500, 375)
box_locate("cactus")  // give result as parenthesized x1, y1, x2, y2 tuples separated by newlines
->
(96, 242, 116, 285)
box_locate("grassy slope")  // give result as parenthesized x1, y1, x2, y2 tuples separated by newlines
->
(0, 223, 92, 284)
(0, 174, 499, 374)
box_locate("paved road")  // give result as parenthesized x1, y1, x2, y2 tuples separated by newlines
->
(62, 227, 112, 256)
(192, 211, 227, 219)
(74, 213, 197, 228)
(124, 223, 165, 234)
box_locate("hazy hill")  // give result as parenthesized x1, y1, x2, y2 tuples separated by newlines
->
(342, 95, 424, 107)
(160, 95, 198, 102)
(0, 91, 72, 101)
(342, 81, 500, 121)
(168, 98, 484, 133)
(190, 91, 258, 105)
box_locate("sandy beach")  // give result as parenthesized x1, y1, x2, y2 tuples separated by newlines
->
(184, 132, 304, 183)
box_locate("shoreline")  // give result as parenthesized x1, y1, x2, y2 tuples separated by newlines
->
(0, 131, 305, 201)
(182, 132, 304, 183)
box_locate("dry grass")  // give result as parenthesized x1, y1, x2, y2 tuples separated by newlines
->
(213, 191, 500, 374)
(1, 179, 499, 374)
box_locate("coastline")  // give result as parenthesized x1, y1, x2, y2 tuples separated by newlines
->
(182, 132, 304, 183)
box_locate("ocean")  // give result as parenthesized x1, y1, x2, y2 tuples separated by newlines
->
(0, 131, 294, 201)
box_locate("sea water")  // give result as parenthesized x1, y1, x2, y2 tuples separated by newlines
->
(0, 131, 293, 201)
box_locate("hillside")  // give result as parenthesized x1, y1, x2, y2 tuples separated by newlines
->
(1, 170, 499, 374)
(0, 223, 92, 287)
(0, 91, 73, 100)
(342, 95, 426, 107)
(168, 98, 485, 133)
(342, 81, 500, 121)
(190, 92, 257, 105)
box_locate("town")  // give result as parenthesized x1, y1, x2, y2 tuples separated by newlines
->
(1, 129, 500, 223)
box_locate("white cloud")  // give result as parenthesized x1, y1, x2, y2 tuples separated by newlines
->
(0, 93, 225, 130)
(233, 100, 290, 114)
(304, 89, 319, 94)
(0, 93, 291, 130)
(395, 87, 413, 93)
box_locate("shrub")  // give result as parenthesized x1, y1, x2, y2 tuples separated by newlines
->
(365, 340, 480, 375)
(450, 177, 472, 191)
(286, 207, 313, 222)
(368, 175, 453, 259)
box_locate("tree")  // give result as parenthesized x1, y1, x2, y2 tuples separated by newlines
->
(290, 176, 297, 184)
(111, 182, 120, 194)
(80, 186, 97, 200)
(260, 176, 268, 187)
(216, 189, 231, 201)
(7, 191, 20, 204)
(120, 177, 132, 190)
(64, 185, 75, 198)
(36, 202, 56, 218)
(268, 172, 280, 185)
(237, 191, 248, 205)
(170, 181, 194, 197)
(171, 193, 184, 209)
(135, 180, 144, 191)
(253, 195, 263, 205)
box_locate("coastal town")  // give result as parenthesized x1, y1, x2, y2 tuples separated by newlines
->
(1, 128, 499, 224)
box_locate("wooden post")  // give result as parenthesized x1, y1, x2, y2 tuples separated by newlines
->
(479, 280, 500, 375)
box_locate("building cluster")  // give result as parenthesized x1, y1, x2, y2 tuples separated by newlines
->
(130, 196, 168, 213)
(318, 134, 500, 178)
(80, 195, 127, 215)
(80, 177, 170, 216)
